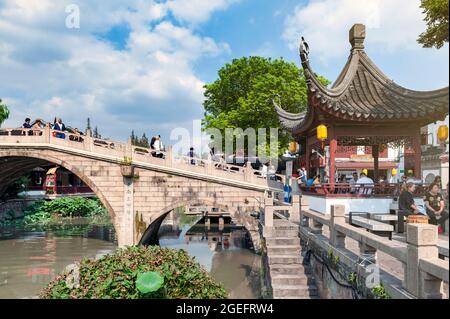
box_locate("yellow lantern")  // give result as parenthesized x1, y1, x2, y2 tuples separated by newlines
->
(289, 141, 298, 154)
(437, 125, 449, 143)
(317, 124, 328, 141)
(362, 169, 368, 175)
(407, 169, 413, 176)
(391, 168, 397, 177)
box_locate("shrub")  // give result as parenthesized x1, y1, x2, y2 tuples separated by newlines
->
(39, 246, 227, 299)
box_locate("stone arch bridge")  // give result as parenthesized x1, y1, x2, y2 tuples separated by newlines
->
(0, 127, 282, 248)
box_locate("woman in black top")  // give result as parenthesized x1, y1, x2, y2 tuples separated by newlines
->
(424, 183, 449, 232)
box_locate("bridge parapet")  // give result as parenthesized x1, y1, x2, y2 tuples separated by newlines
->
(0, 127, 284, 188)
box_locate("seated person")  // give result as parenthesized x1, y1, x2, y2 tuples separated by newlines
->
(399, 182, 420, 215)
(424, 183, 449, 233)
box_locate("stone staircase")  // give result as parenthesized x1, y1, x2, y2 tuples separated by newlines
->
(266, 218, 319, 299)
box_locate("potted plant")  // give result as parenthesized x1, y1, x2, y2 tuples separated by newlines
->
(120, 156, 134, 177)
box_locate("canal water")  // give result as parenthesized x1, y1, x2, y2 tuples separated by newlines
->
(0, 216, 261, 299)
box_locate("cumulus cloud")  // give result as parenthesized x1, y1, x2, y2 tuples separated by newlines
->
(283, 0, 427, 62)
(0, 0, 233, 140)
(166, 0, 240, 24)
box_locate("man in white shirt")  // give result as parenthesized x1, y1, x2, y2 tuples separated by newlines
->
(356, 172, 374, 194)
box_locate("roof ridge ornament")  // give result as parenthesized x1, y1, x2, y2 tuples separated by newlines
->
(299, 36, 309, 63)
(349, 23, 365, 51)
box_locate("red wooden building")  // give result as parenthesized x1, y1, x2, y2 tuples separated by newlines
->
(275, 24, 449, 187)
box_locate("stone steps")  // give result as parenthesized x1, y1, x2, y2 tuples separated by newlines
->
(272, 284, 318, 298)
(266, 245, 301, 255)
(268, 255, 302, 265)
(271, 274, 315, 286)
(266, 218, 319, 299)
(266, 237, 299, 246)
(269, 264, 312, 275)
(272, 229, 299, 237)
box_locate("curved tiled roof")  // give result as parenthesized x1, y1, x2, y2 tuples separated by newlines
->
(276, 24, 449, 133)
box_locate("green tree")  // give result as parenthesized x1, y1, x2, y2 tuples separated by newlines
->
(0, 98, 10, 127)
(130, 130, 137, 145)
(417, 0, 449, 48)
(202, 56, 328, 155)
(141, 133, 149, 148)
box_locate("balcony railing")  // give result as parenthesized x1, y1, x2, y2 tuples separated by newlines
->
(300, 183, 427, 198)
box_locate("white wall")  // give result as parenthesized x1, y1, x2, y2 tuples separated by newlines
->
(304, 195, 424, 215)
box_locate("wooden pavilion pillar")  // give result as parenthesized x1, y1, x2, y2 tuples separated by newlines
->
(305, 141, 311, 174)
(329, 127, 337, 187)
(412, 131, 422, 180)
(373, 145, 379, 183)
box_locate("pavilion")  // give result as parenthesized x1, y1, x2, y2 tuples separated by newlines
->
(275, 24, 449, 188)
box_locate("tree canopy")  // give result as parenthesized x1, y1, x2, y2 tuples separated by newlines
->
(417, 0, 449, 49)
(0, 99, 10, 127)
(202, 56, 328, 155)
(130, 130, 150, 148)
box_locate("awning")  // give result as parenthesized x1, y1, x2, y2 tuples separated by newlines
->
(46, 167, 59, 175)
(335, 161, 397, 169)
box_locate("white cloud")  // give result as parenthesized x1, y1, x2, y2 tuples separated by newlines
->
(166, 0, 239, 24)
(0, 0, 233, 140)
(283, 0, 427, 62)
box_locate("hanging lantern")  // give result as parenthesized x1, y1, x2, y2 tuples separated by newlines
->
(407, 169, 413, 176)
(288, 141, 298, 154)
(362, 169, 368, 175)
(391, 168, 397, 177)
(317, 124, 328, 141)
(437, 125, 449, 143)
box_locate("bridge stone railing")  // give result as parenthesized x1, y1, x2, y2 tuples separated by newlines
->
(0, 127, 284, 189)
(273, 196, 448, 299)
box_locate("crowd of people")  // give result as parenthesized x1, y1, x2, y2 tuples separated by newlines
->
(399, 176, 449, 233)
(21, 117, 84, 141)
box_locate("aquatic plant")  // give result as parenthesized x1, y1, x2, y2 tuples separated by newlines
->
(371, 283, 391, 299)
(39, 245, 227, 299)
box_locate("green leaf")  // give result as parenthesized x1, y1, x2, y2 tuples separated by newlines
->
(135, 271, 164, 294)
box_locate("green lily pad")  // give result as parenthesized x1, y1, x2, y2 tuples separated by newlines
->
(136, 271, 164, 294)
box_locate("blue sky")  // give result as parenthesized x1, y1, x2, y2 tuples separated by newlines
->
(1, 0, 448, 144)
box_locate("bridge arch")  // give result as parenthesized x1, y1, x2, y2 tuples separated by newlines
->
(138, 198, 261, 252)
(0, 151, 116, 221)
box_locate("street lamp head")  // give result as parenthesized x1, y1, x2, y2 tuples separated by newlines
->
(317, 124, 328, 141)
(437, 125, 449, 143)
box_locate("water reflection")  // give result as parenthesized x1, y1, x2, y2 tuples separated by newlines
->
(0, 221, 117, 299)
(0, 215, 262, 299)
(158, 216, 262, 299)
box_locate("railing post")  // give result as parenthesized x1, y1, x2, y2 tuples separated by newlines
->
(311, 220, 323, 235)
(358, 242, 377, 266)
(290, 194, 300, 223)
(44, 125, 51, 143)
(245, 161, 253, 182)
(165, 145, 173, 167)
(420, 270, 444, 299)
(300, 196, 310, 227)
(126, 137, 133, 160)
(405, 223, 440, 298)
(263, 192, 274, 237)
(330, 205, 346, 248)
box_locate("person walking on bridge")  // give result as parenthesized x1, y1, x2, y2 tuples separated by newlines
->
(188, 147, 196, 165)
(53, 118, 66, 139)
(22, 118, 32, 129)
